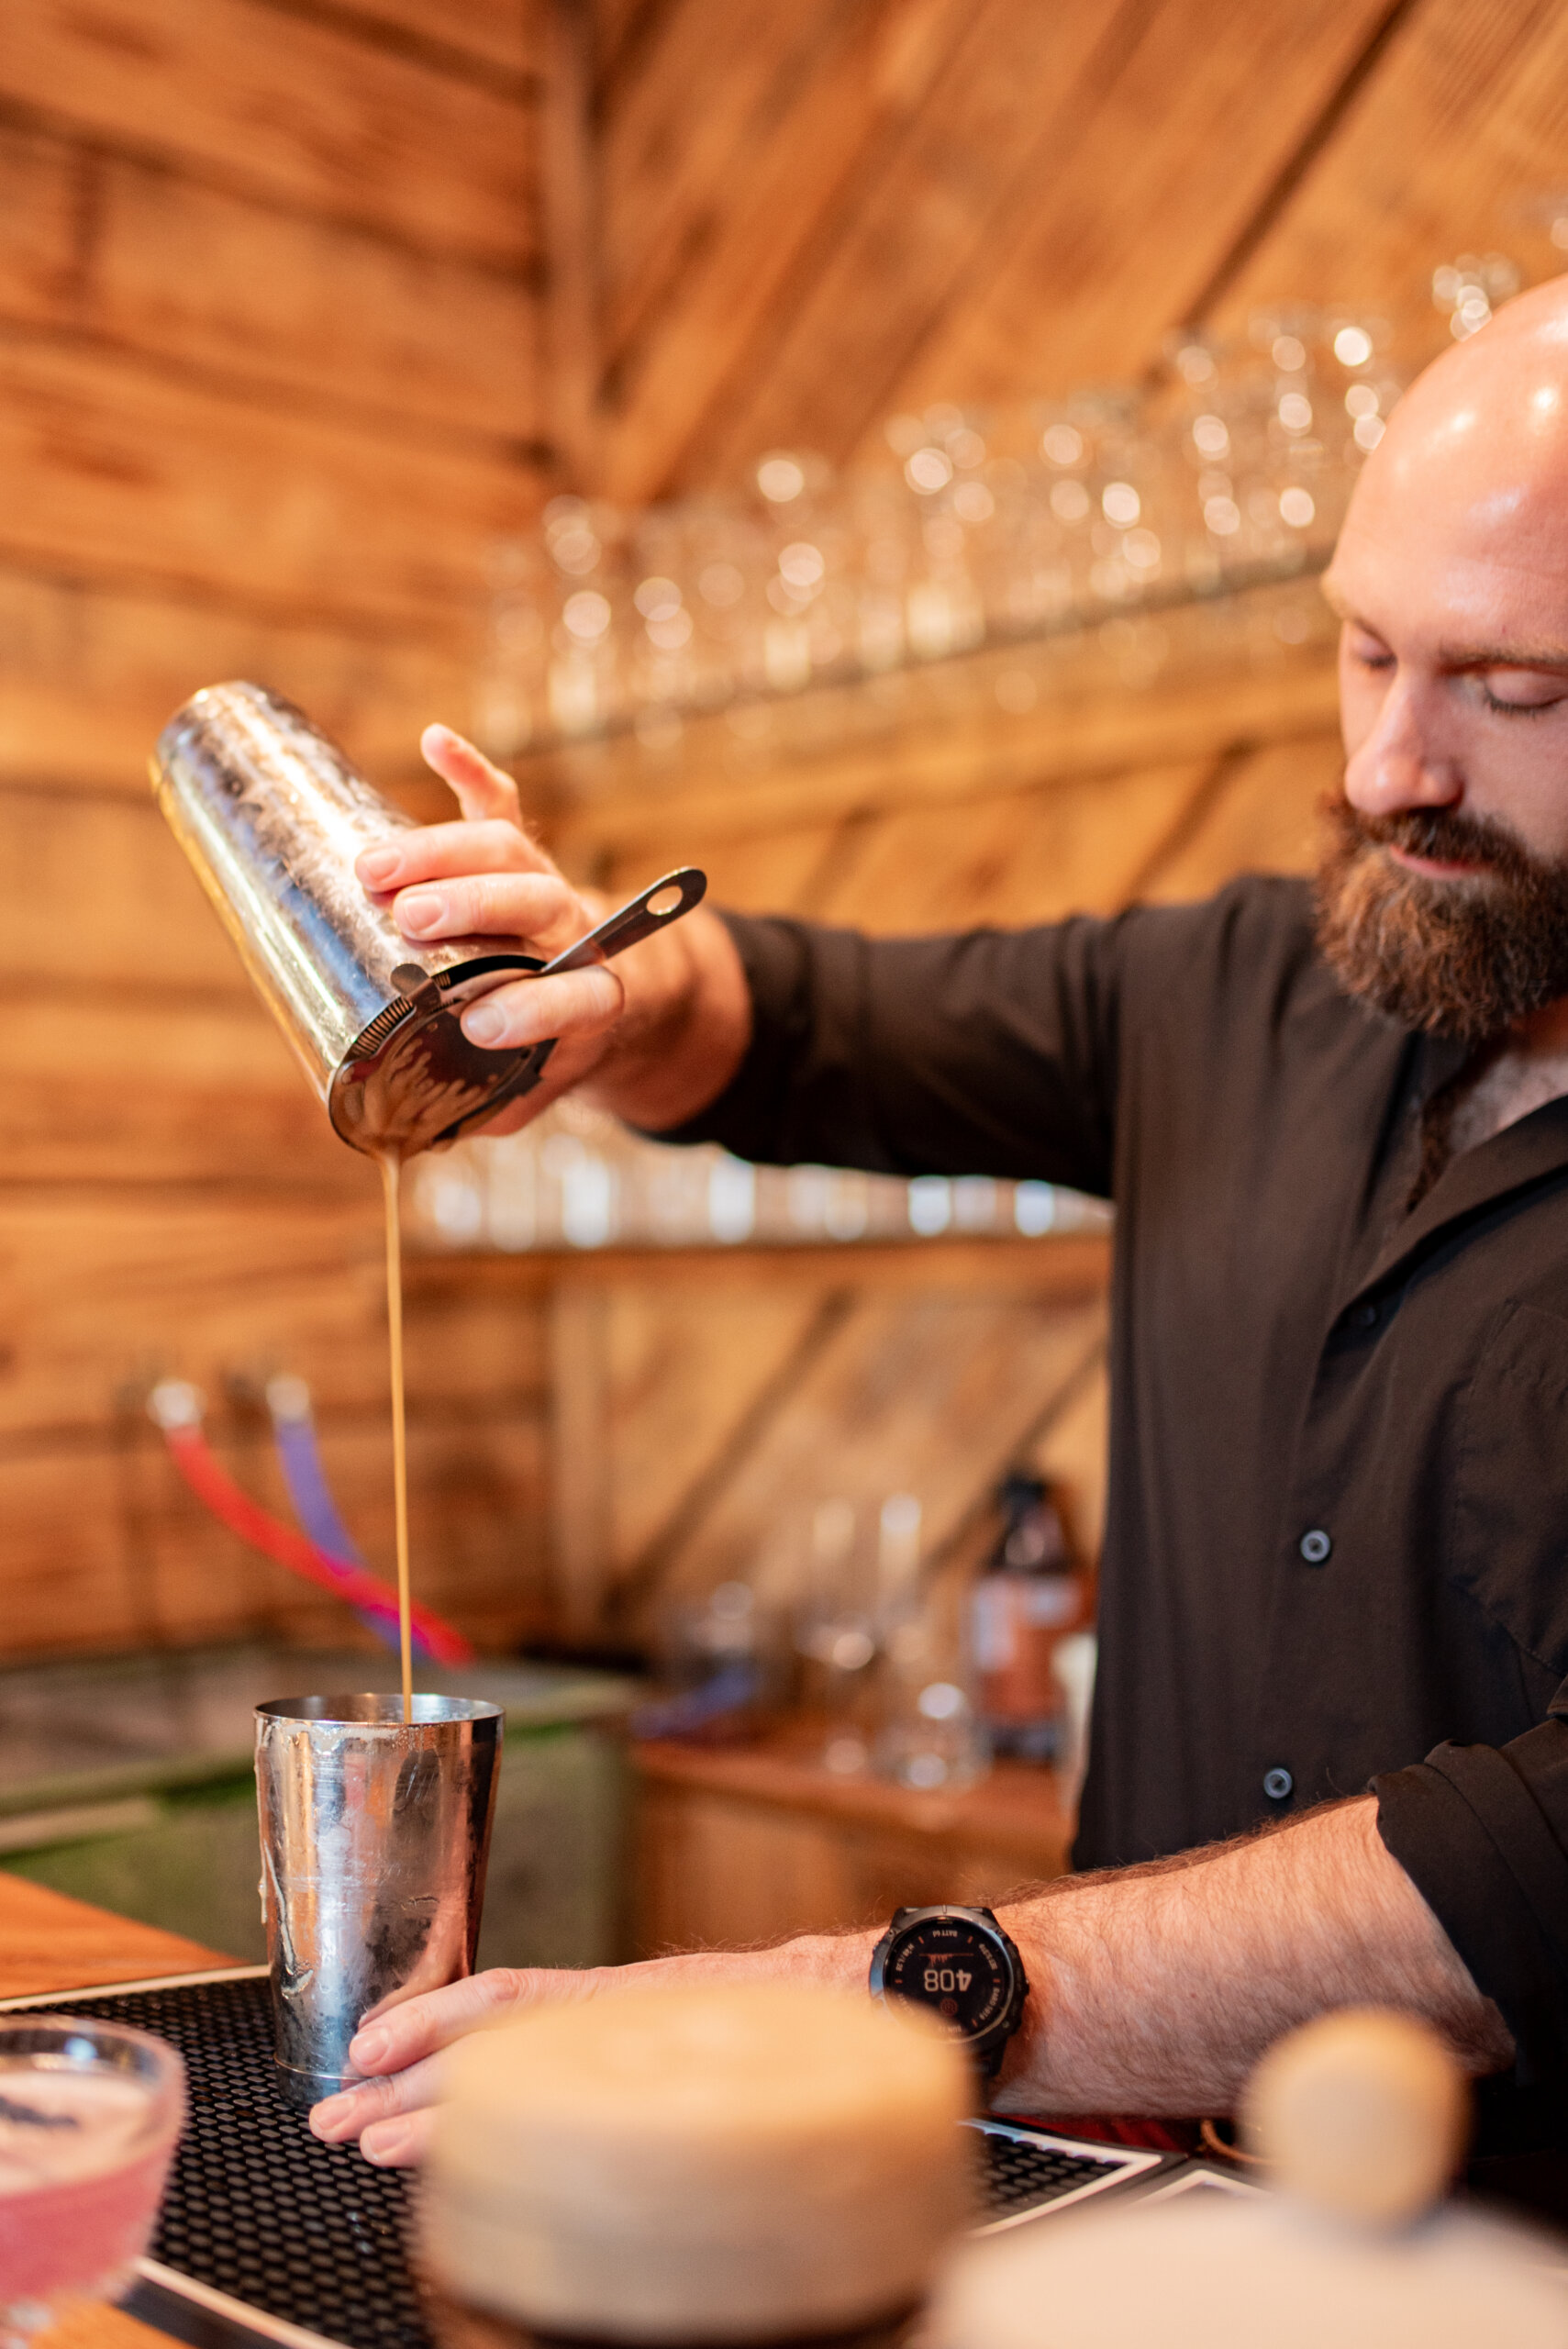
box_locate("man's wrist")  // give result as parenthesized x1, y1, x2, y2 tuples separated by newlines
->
(793, 1929, 882, 1991)
(584, 907, 751, 1132)
(985, 1912, 1051, 2109)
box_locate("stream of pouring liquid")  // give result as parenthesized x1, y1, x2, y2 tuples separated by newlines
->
(378, 1149, 414, 1723)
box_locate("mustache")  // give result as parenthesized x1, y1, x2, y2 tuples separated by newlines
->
(1322, 796, 1549, 887)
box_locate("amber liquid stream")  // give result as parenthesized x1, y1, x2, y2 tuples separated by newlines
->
(379, 1149, 414, 1723)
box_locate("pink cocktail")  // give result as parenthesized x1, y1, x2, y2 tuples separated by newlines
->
(0, 2020, 184, 2345)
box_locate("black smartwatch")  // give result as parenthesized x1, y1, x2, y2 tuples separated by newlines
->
(868, 1905, 1029, 2078)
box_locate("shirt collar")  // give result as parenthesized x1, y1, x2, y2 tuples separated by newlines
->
(1351, 1083, 1568, 1307)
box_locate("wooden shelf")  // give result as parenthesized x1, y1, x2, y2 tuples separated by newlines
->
(631, 1727, 1073, 1956)
(407, 1230, 1113, 1298)
(636, 1730, 1074, 1857)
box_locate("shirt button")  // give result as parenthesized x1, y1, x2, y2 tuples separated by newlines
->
(1262, 1767, 1295, 1801)
(1298, 1528, 1332, 1564)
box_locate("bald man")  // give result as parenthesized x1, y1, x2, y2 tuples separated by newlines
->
(316, 283, 1568, 2170)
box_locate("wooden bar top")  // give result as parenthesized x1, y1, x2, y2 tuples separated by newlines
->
(0, 1870, 231, 2349)
(0, 1871, 230, 2002)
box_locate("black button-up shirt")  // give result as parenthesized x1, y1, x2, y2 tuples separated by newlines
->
(671, 876, 1568, 2133)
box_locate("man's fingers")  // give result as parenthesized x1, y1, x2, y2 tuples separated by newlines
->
(459, 966, 625, 1051)
(360, 2108, 435, 2168)
(309, 2050, 449, 2143)
(421, 725, 525, 826)
(390, 870, 579, 949)
(355, 820, 556, 896)
(309, 1951, 844, 2165)
(347, 1965, 603, 2079)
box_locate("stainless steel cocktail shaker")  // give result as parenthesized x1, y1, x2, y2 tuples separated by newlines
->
(150, 682, 555, 1158)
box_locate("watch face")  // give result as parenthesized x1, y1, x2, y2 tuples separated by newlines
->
(882, 1915, 1012, 2042)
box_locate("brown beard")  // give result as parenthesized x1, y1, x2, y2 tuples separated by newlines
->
(1313, 796, 1568, 1041)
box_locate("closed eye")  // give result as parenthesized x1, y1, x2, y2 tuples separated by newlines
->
(1474, 665, 1568, 716)
(1478, 682, 1567, 716)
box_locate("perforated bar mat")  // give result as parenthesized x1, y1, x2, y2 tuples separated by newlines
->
(13, 1975, 1151, 2349)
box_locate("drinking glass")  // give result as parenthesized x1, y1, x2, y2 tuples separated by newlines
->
(0, 2018, 184, 2347)
(794, 1498, 881, 1772)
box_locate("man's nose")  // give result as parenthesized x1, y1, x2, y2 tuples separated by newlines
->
(1344, 674, 1462, 818)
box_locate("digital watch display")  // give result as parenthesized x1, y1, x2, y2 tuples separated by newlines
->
(868, 1905, 1029, 2078)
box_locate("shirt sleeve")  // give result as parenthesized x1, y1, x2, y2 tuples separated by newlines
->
(1373, 1712, 1568, 2096)
(652, 907, 1129, 1194)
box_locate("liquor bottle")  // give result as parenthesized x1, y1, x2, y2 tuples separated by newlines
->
(970, 1473, 1087, 1761)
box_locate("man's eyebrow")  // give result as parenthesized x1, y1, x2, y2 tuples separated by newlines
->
(1434, 641, 1568, 671)
(1319, 579, 1568, 670)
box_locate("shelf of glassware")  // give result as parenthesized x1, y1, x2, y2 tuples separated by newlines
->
(404, 1099, 1115, 1273)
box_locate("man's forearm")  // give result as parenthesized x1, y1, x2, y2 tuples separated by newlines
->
(987, 1796, 1513, 2113)
(313, 1794, 1518, 2166)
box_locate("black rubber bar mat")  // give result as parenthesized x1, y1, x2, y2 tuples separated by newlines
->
(6, 1973, 1162, 2349)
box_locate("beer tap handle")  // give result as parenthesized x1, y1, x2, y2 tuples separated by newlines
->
(539, 868, 707, 977)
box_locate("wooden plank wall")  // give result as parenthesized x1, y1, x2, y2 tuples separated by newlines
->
(0, 0, 553, 1659)
(590, 0, 1568, 504)
(6, 0, 1568, 1666)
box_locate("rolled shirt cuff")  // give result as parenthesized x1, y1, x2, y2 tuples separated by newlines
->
(1373, 1724, 1568, 2095)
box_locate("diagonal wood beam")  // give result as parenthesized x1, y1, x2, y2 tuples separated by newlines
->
(1118, 742, 1259, 905)
(1180, 0, 1426, 329)
(921, 1320, 1108, 1583)
(606, 1287, 859, 1627)
(541, 0, 600, 488)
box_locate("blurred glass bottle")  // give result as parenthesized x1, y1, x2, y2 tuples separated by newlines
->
(970, 1473, 1089, 1763)
(873, 1496, 991, 1793)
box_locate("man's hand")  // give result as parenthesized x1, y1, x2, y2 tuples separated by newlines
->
(308, 1935, 874, 2167)
(357, 726, 751, 1136)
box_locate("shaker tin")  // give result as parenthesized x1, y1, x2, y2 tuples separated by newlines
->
(150, 682, 555, 1157)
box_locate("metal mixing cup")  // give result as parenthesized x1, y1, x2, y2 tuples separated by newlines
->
(150, 681, 705, 1158)
(255, 1694, 503, 2110)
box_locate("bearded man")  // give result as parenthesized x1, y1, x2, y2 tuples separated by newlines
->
(315, 281, 1568, 2178)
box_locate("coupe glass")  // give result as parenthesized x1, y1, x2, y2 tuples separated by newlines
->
(0, 2018, 184, 2347)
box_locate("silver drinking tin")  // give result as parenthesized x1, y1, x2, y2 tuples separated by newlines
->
(255, 1694, 503, 2110)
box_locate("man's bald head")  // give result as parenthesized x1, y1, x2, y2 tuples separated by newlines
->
(1333, 276, 1568, 628)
